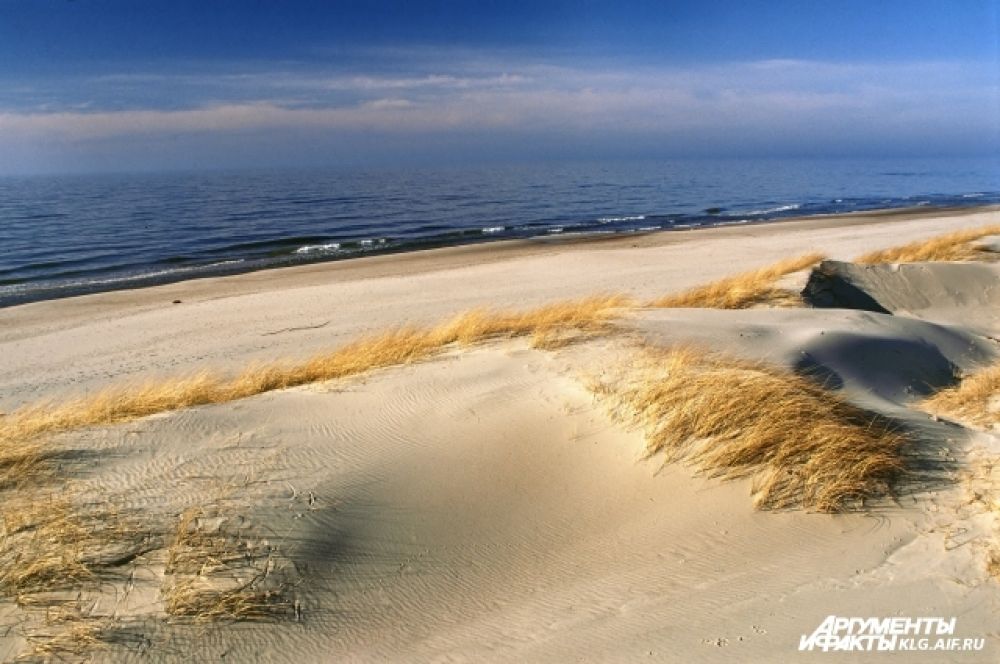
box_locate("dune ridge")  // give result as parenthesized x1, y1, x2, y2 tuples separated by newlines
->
(592, 346, 906, 512)
(856, 224, 1000, 264)
(0, 244, 846, 463)
(0, 294, 630, 476)
(647, 252, 824, 309)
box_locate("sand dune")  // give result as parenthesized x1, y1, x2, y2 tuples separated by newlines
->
(2, 207, 1000, 662)
(8, 344, 994, 662)
(804, 260, 1000, 334)
(630, 307, 996, 413)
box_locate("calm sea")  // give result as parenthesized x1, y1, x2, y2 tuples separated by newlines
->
(1, 157, 998, 307)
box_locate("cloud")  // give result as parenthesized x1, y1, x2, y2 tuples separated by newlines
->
(361, 98, 415, 110)
(0, 58, 996, 170)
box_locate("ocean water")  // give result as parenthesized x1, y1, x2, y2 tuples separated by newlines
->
(1, 157, 998, 307)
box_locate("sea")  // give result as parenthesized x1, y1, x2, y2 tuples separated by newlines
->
(1, 157, 998, 307)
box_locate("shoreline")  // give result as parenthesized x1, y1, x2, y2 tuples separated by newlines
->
(1, 203, 998, 412)
(4, 202, 997, 314)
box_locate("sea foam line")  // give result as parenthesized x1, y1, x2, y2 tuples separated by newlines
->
(295, 242, 341, 254)
(598, 214, 646, 223)
(725, 203, 801, 217)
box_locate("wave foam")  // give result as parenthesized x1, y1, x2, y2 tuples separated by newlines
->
(295, 243, 340, 254)
(726, 203, 801, 217)
(597, 214, 646, 223)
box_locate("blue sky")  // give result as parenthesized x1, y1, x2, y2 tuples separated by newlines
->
(0, 0, 997, 174)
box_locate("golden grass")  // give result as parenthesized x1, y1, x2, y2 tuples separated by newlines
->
(856, 225, 1000, 264)
(0, 494, 153, 598)
(647, 253, 824, 309)
(0, 498, 98, 596)
(0, 438, 49, 492)
(0, 294, 630, 455)
(163, 577, 292, 623)
(162, 507, 293, 623)
(18, 603, 115, 662)
(923, 362, 1000, 429)
(164, 507, 264, 577)
(594, 346, 906, 512)
(0, 488, 155, 661)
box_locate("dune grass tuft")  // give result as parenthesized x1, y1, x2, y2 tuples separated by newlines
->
(593, 346, 906, 512)
(18, 603, 117, 662)
(0, 498, 99, 596)
(164, 507, 267, 577)
(924, 362, 1000, 429)
(0, 295, 630, 454)
(856, 224, 1000, 264)
(163, 577, 293, 623)
(162, 507, 294, 623)
(0, 438, 50, 492)
(647, 253, 824, 309)
(0, 494, 155, 598)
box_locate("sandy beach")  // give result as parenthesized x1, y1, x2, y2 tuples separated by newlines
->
(2, 205, 995, 410)
(2, 206, 999, 662)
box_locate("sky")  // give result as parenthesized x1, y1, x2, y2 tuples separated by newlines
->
(0, 0, 997, 174)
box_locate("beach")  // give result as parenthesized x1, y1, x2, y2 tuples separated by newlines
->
(2, 205, 995, 409)
(2, 205, 999, 662)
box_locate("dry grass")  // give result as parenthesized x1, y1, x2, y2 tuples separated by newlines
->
(0, 494, 154, 598)
(856, 225, 1000, 264)
(0, 498, 99, 596)
(0, 438, 50, 492)
(164, 507, 267, 577)
(17, 603, 116, 662)
(923, 362, 1000, 429)
(594, 346, 906, 512)
(0, 489, 156, 661)
(647, 253, 824, 309)
(163, 577, 292, 623)
(0, 294, 625, 649)
(161, 507, 294, 623)
(0, 294, 630, 454)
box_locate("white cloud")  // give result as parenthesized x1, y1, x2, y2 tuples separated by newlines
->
(361, 98, 415, 110)
(0, 59, 995, 155)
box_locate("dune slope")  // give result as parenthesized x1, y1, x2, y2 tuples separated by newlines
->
(3, 345, 993, 663)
